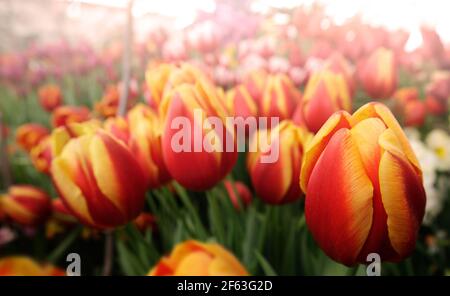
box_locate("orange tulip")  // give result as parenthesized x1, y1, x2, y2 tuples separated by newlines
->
(38, 84, 62, 112)
(51, 130, 147, 229)
(149, 240, 248, 276)
(160, 77, 237, 191)
(51, 105, 90, 128)
(359, 47, 397, 99)
(0, 256, 65, 276)
(300, 102, 425, 266)
(260, 74, 301, 123)
(295, 70, 352, 133)
(15, 123, 49, 152)
(127, 104, 171, 188)
(248, 121, 311, 204)
(223, 180, 252, 210)
(0, 185, 51, 226)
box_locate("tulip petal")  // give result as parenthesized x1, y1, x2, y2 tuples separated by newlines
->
(305, 128, 373, 266)
(378, 130, 426, 259)
(300, 111, 352, 192)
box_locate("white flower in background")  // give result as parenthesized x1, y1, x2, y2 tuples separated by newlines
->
(426, 129, 450, 171)
(407, 130, 446, 225)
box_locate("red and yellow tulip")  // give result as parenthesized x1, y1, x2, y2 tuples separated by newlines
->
(51, 130, 147, 229)
(359, 47, 397, 99)
(300, 102, 426, 266)
(127, 104, 171, 188)
(295, 70, 352, 133)
(0, 185, 51, 226)
(226, 84, 258, 119)
(15, 123, 49, 152)
(241, 69, 268, 105)
(148, 240, 248, 276)
(260, 74, 301, 122)
(30, 135, 52, 174)
(51, 105, 90, 128)
(160, 77, 237, 191)
(248, 121, 311, 204)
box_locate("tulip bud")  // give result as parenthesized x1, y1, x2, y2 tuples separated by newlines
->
(148, 240, 248, 276)
(0, 185, 51, 226)
(51, 130, 147, 229)
(51, 106, 90, 128)
(160, 79, 237, 191)
(30, 136, 52, 174)
(296, 70, 352, 133)
(300, 102, 426, 266)
(260, 74, 301, 123)
(15, 123, 49, 152)
(38, 84, 62, 112)
(248, 121, 311, 204)
(359, 47, 397, 99)
(127, 104, 171, 188)
(223, 180, 252, 210)
(133, 212, 157, 233)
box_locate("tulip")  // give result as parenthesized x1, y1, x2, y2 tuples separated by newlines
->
(127, 104, 171, 188)
(295, 70, 352, 133)
(300, 102, 426, 266)
(38, 84, 62, 112)
(248, 121, 311, 204)
(0, 256, 64, 276)
(146, 63, 207, 111)
(30, 135, 52, 174)
(425, 95, 447, 116)
(50, 120, 101, 158)
(426, 71, 450, 102)
(160, 78, 237, 191)
(0, 185, 51, 226)
(226, 84, 258, 119)
(403, 99, 427, 127)
(241, 69, 268, 106)
(51, 130, 147, 229)
(359, 47, 397, 99)
(223, 180, 252, 210)
(260, 74, 301, 123)
(393, 88, 427, 127)
(103, 116, 130, 145)
(323, 52, 355, 96)
(145, 63, 174, 109)
(148, 240, 248, 276)
(51, 105, 90, 128)
(15, 123, 49, 152)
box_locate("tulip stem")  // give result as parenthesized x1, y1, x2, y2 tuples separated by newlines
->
(102, 231, 114, 276)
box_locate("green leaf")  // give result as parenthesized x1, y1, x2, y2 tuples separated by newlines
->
(255, 251, 278, 276)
